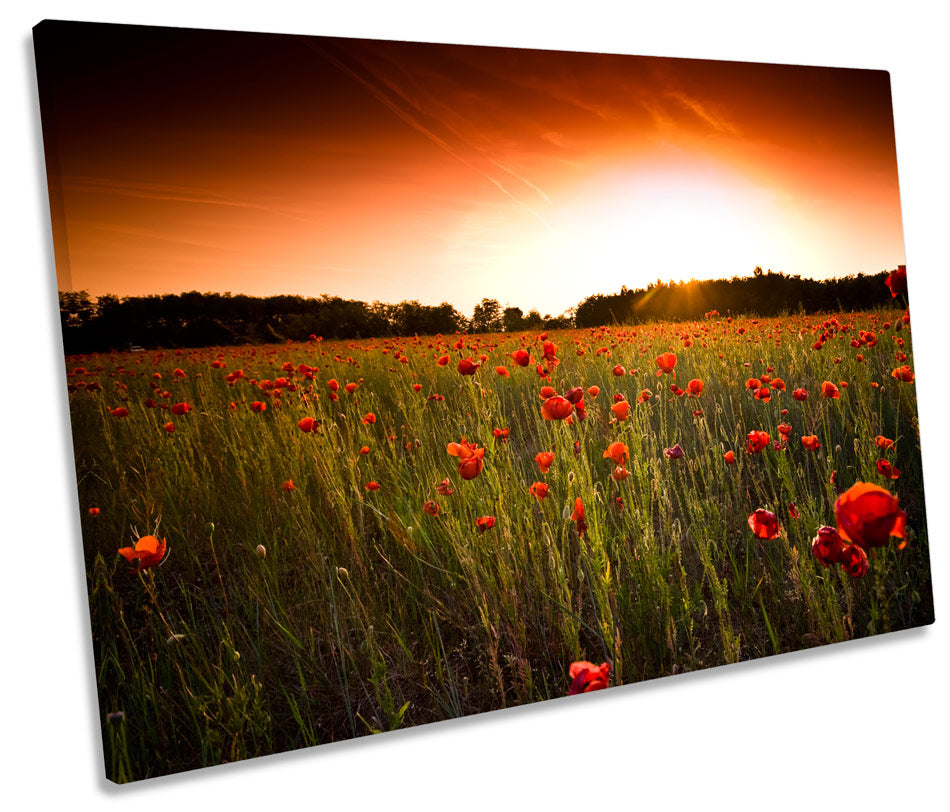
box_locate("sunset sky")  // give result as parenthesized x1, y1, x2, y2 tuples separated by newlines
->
(35, 21, 905, 318)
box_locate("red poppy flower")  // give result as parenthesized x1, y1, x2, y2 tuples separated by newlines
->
(811, 525, 846, 567)
(746, 378, 761, 390)
(563, 387, 585, 405)
(539, 385, 557, 400)
(746, 430, 771, 455)
(687, 379, 703, 396)
(476, 515, 496, 532)
(413, 383, 423, 391)
(535, 451, 555, 474)
(282, 479, 296, 491)
(723, 450, 735, 465)
(365, 481, 380, 491)
(362, 413, 376, 424)
(359, 445, 370, 455)
(327, 379, 339, 392)
(612, 465, 629, 481)
(637, 389, 652, 403)
(251, 401, 267, 412)
(447, 439, 485, 480)
(792, 388, 808, 401)
(571, 497, 588, 535)
(541, 396, 574, 421)
(789, 502, 799, 519)
(771, 378, 786, 392)
(162, 421, 175, 433)
(611, 400, 631, 421)
(834, 481, 907, 550)
(172, 368, 186, 379)
(801, 435, 820, 451)
(664, 444, 684, 460)
(587, 385, 600, 398)
(495, 365, 510, 378)
(748, 509, 780, 540)
(436, 355, 449, 366)
(891, 366, 914, 383)
(568, 661, 610, 695)
(529, 481, 549, 500)
(603, 441, 629, 465)
(777, 423, 792, 437)
(171, 402, 191, 416)
(839, 543, 869, 577)
(88, 507, 100, 516)
(656, 352, 677, 376)
(423, 500, 440, 516)
(612, 364, 626, 376)
(458, 357, 481, 375)
(511, 348, 530, 367)
(345, 382, 358, 394)
(493, 427, 511, 443)
(297, 416, 317, 433)
(118, 535, 168, 573)
(885, 265, 907, 298)
(754, 387, 771, 402)
(821, 381, 840, 399)
(876, 459, 901, 480)
(109, 406, 130, 418)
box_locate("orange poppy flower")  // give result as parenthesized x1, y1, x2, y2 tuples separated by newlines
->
(345, 382, 358, 394)
(476, 515, 496, 532)
(535, 451, 555, 474)
(297, 416, 316, 433)
(874, 436, 895, 452)
(611, 400, 631, 421)
(435, 477, 454, 496)
(656, 352, 677, 376)
(687, 379, 703, 396)
(811, 525, 846, 567)
(603, 441, 629, 465)
(587, 385, 601, 398)
(423, 500, 440, 516)
(529, 481, 549, 500)
(801, 435, 820, 451)
(359, 445, 370, 455)
(568, 661, 610, 695)
(362, 413, 376, 424)
(821, 381, 840, 399)
(771, 378, 786, 392)
(162, 421, 175, 433)
(447, 439, 485, 480)
(571, 497, 588, 535)
(748, 509, 780, 540)
(365, 481, 380, 491)
(723, 450, 735, 465)
(327, 379, 340, 391)
(118, 535, 168, 573)
(612, 364, 626, 376)
(109, 406, 130, 418)
(541, 396, 574, 421)
(171, 402, 191, 416)
(282, 479, 296, 491)
(834, 481, 906, 550)
(745, 378, 761, 390)
(746, 430, 770, 454)
(891, 365, 914, 383)
(250, 401, 267, 412)
(495, 365, 510, 378)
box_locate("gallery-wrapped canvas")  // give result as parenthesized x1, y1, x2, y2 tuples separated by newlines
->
(33, 19, 933, 782)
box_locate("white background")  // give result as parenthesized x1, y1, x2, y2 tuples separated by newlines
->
(2, 2, 947, 809)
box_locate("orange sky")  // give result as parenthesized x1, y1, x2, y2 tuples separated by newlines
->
(36, 22, 905, 318)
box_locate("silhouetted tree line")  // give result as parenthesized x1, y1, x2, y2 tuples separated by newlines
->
(58, 267, 898, 353)
(573, 268, 895, 328)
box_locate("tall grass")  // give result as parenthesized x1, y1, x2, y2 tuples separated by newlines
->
(66, 307, 932, 780)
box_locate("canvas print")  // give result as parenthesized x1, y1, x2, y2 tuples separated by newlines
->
(34, 20, 934, 782)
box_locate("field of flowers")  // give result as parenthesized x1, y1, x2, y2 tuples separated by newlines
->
(66, 295, 933, 781)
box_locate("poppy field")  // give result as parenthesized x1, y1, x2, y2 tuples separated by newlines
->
(67, 292, 933, 781)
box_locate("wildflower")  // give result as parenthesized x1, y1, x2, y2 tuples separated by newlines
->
(587, 385, 601, 398)
(458, 357, 480, 375)
(162, 421, 175, 433)
(611, 400, 631, 421)
(656, 352, 677, 376)
(476, 515, 496, 532)
(834, 481, 906, 550)
(687, 379, 703, 396)
(535, 451, 555, 474)
(345, 382, 358, 394)
(435, 477, 454, 496)
(88, 507, 100, 516)
(297, 416, 317, 433)
(792, 388, 808, 401)
(664, 444, 685, 460)
(446, 439, 485, 480)
(891, 366, 914, 383)
(365, 481, 380, 491)
(875, 436, 895, 452)
(821, 381, 840, 399)
(876, 459, 901, 480)
(511, 349, 530, 367)
(811, 526, 846, 567)
(746, 430, 771, 455)
(568, 661, 610, 695)
(612, 364, 626, 376)
(885, 265, 907, 298)
(495, 366, 510, 378)
(423, 500, 440, 516)
(571, 497, 587, 535)
(723, 450, 735, 465)
(255, 544, 266, 558)
(170, 402, 191, 416)
(541, 396, 573, 421)
(801, 435, 821, 451)
(362, 413, 376, 424)
(109, 407, 130, 418)
(748, 509, 780, 540)
(493, 427, 511, 443)
(839, 543, 869, 577)
(637, 389, 652, 403)
(612, 465, 629, 481)
(250, 401, 267, 412)
(529, 481, 549, 500)
(117, 535, 168, 573)
(282, 479, 295, 491)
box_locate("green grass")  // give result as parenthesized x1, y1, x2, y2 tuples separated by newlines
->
(66, 307, 933, 781)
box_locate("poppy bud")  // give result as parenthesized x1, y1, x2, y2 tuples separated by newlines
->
(255, 544, 266, 558)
